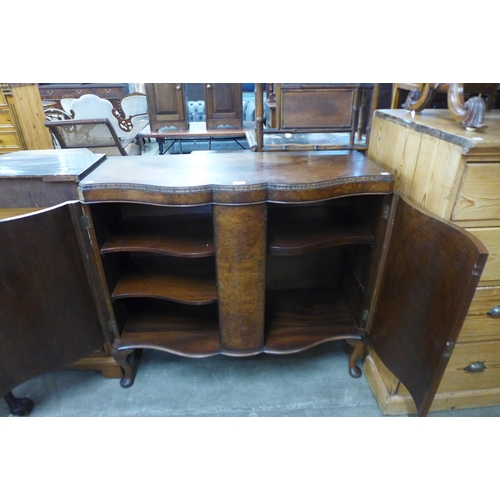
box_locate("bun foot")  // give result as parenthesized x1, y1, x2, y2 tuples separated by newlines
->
(349, 365, 362, 378)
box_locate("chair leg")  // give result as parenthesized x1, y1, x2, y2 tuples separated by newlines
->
(4, 391, 34, 416)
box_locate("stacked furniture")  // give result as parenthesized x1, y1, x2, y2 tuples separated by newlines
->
(366, 108, 500, 413)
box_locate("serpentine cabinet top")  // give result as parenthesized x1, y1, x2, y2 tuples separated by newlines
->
(78, 150, 394, 205)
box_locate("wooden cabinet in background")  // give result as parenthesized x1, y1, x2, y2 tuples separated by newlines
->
(145, 83, 189, 131)
(204, 83, 243, 130)
(367, 108, 500, 414)
(38, 83, 129, 111)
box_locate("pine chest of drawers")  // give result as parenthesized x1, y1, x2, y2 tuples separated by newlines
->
(367, 108, 500, 413)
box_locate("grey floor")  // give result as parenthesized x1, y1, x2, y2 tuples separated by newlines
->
(3, 342, 500, 418)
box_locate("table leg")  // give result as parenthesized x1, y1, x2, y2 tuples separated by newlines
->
(156, 138, 165, 155)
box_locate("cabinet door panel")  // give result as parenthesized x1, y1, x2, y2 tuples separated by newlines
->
(368, 196, 488, 416)
(145, 83, 188, 131)
(0, 203, 105, 397)
(204, 83, 243, 130)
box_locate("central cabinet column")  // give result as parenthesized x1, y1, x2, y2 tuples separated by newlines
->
(214, 203, 267, 352)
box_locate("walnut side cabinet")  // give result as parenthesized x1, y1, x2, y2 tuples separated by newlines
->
(0, 149, 488, 416)
(367, 109, 500, 413)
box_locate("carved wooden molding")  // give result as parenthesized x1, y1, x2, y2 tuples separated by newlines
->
(447, 83, 486, 129)
(403, 83, 487, 129)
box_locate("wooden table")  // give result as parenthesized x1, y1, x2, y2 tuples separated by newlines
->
(138, 121, 256, 154)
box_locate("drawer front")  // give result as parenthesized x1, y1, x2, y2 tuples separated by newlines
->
(467, 227, 500, 283)
(0, 130, 22, 149)
(94, 87, 127, 100)
(438, 341, 500, 392)
(459, 286, 500, 342)
(0, 109, 13, 126)
(39, 85, 127, 102)
(454, 162, 500, 221)
(398, 341, 500, 394)
(40, 88, 91, 99)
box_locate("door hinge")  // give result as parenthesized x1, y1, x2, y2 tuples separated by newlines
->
(362, 309, 369, 322)
(81, 213, 93, 230)
(382, 205, 391, 219)
(443, 341, 456, 358)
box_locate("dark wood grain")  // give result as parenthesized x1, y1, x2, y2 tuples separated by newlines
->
(116, 300, 220, 357)
(264, 288, 364, 353)
(214, 203, 267, 352)
(204, 83, 243, 130)
(268, 205, 375, 255)
(368, 196, 488, 416)
(145, 83, 188, 131)
(0, 149, 104, 208)
(112, 256, 217, 305)
(101, 214, 214, 257)
(78, 150, 394, 205)
(0, 203, 104, 397)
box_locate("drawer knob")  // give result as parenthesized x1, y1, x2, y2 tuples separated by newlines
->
(464, 361, 486, 373)
(487, 305, 500, 317)
(206, 84, 212, 89)
(176, 85, 181, 91)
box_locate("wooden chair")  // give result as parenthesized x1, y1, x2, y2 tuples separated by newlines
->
(60, 97, 76, 117)
(44, 107, 72, 121)
(254, 83, 379, 152)
(45, 118, 141, 156)
(70, 94, 124, 138)
(113, 92, 149, 133)
(44, 107, 73, 148)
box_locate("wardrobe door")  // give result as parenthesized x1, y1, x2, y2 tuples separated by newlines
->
(368, 195, 488, 416)
(0, 202, 105, 397)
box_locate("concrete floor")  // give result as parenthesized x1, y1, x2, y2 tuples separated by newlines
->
(3, 343, 500, 417)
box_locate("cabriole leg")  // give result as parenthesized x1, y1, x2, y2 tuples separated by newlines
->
(112, 346, 141, 388)
(344, 340, 365, 378)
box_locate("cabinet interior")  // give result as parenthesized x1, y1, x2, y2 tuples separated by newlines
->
(88, 194, 384, 358)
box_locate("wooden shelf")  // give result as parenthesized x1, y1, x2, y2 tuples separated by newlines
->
(267, 206, 374, 256)
(264, 288, 363, 353)
(118, 300, 220, 356)
(101, 214, 214, 257)
(112, 256, 217, 305)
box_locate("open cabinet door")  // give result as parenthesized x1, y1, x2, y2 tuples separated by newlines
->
(368, 196, 488, 416)
(0, 202, 106, 398)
